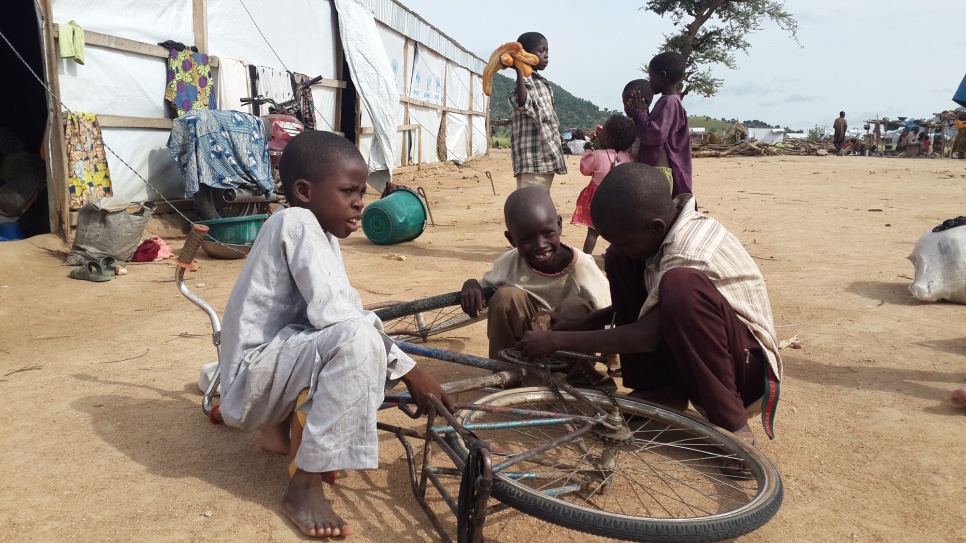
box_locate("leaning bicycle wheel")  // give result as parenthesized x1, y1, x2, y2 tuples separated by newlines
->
(374, 289, 492, 342)
(448, 387, 782, 543)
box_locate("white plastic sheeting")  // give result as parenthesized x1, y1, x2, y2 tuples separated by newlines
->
(52, 0, 193, 45)
(335, 0, 397, 184)
(748, 128, 784, 144)
(49, 0, 487, 213)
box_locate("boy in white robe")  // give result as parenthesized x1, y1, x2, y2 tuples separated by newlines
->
(219, 131, 453, 538)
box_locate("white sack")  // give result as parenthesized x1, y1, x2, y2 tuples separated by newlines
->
(908, 220, 966, 304)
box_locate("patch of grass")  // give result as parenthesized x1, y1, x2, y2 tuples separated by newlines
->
(490, 136, 511, 148)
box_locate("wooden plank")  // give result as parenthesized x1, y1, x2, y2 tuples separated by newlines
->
(358, 124, 418, 135)
(43, 0, 71, 238)
(316, 78, 346, 89)
(399, 95, 478, 117)
(98, 115, 173, 129)
(193, 0, 208, 53)
(53, 27, 219, 67)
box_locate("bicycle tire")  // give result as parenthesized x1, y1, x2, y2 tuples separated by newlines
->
(447, 387, 783, 543)
(374, 289, 492, 342)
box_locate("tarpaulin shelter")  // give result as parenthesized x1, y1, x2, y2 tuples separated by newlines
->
(4, 0, 489, 238)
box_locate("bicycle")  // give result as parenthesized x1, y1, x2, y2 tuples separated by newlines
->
(176, 225, 783, 543)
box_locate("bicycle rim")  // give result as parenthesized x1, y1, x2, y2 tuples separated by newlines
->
(449, 387, 782, 542)
(374, 292, 485, 342)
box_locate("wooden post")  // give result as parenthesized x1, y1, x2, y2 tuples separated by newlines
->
(192, 0, 208, 53)
(417, 125, 422, 171)
(41, 0, 71, 238)
(401, 38, 410, 166)
(440, 64, 448, 162)
(468, 75, 474, 159)
(333, 26, 344, 134)
(485, 89, 491, 157)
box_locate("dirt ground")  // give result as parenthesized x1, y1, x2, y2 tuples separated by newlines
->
(1, 149, 964, 543)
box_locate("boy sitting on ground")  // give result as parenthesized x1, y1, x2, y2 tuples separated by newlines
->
(460, 187, 611, 365)
(517, 163, 783, 473)
(218, 130, 453, 538)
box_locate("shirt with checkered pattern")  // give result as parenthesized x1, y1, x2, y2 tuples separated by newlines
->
(508, 74, 567, 176)
(639, 195, 783, 380)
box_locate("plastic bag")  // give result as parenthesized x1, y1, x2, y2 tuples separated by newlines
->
(65, 201, 156, 265)
(908, 218, 966, 304)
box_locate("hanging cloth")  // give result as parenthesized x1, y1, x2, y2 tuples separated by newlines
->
(217, 57, 253, 114)
(165, 48, 217, 117)
(64, 113, 112, 209)
(291, 73, 318, 130)
(58, 21, 85, 65)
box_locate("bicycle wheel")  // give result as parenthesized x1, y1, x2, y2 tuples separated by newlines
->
(373, 290, 490, 342)
(447, 387, 782, 542)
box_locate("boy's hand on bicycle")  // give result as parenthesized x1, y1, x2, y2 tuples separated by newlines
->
(516, 330, 558, 359)
(460, 280, 487, 317)
(537, 311, 581, 332)
(401, 365, 456, 414)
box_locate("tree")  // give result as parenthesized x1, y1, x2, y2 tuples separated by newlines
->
(640, 1, 799, 98)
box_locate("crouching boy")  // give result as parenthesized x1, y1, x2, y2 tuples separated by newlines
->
(218, 131, 453, 538)
(460, 187, 611, 366)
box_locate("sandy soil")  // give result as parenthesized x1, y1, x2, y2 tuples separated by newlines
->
(1, 149, 964, 543)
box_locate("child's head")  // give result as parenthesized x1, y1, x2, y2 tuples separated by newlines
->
(503, 187, 569, 272)
(591, 163, 677, 261)
(517, 32, 549, 71)
(278, 131, 368, 238)
(598, 114, 636, 152)
(647, 51, 686, 95)
(622, 79, 654, 115)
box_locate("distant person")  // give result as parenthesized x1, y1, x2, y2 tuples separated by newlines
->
(625, 51, 693, 197)
(508, 32, 567, 191)
(838, 138, 857, 156)
(833, 111, 848, 152)
(955, 114, 966, 159)
(572, 113, 636, 255)
(904, 129, 919, 158)
(932, 132, 943, 157)
(621, 79, 653, 159)
(873, 120, 883, 156)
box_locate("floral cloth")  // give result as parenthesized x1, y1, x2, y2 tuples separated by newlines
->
(292, 73, 318, 130)
(165, 49, 217, 117)
(65, 112, 112, 209)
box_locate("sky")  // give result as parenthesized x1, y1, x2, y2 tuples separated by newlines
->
(400, 0, 966, 131)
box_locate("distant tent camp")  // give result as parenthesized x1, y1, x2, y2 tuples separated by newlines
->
(748, 128, 785, 144)
(7, 0, 490, 238)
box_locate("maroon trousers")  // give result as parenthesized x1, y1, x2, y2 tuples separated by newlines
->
(605, 249, 765, 432)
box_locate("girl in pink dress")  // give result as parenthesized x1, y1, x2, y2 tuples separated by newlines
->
(571, 114, 636, 254)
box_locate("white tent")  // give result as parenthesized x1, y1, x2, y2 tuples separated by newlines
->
(7, 0, 488, 237)
(747, 128, 784, 144)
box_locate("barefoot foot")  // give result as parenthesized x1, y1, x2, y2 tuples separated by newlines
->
(260, 419, 291, 455)
(282, 470, 352, 538)
(721, 425, 756, 479)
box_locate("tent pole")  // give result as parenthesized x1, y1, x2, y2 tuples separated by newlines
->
(192, 0, 208, 53)
(334, 24, 344, 135)
(401, 38, 410, 167)
(40, 0, 71, 239)
(468, 76, 474, 159)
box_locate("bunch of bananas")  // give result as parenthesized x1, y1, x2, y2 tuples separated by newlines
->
(482, 42, 539, 96)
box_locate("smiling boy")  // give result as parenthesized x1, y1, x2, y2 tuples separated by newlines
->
(460, 187, 610, 360)
(218, 131, 452, 538)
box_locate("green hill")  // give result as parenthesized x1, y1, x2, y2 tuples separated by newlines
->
(489, 73, 610, 134)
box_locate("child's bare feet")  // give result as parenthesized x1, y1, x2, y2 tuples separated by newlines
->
(282, 469, 352, 537)
(260, 419, 291, 455)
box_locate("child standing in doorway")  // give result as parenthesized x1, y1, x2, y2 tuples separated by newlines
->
(571, 113, 636, 255)
(625, 51, 693, 197)
(509, 32, 567, 191)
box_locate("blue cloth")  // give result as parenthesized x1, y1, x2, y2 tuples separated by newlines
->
(167, 110, 273, 197)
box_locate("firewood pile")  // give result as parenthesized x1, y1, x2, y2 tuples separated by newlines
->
(691, 140, 833, 158)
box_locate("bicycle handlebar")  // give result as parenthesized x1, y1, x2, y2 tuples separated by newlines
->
(177, 224, 209, 268)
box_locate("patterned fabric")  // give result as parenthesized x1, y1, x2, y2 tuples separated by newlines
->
(64, 112, 112, 209)
(165, 49, 217, 117)
(508, 74, 566, 176)
(292, 73, 318, 130)
(639, 194, 783, 382)
(167, 110, 273, 197)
